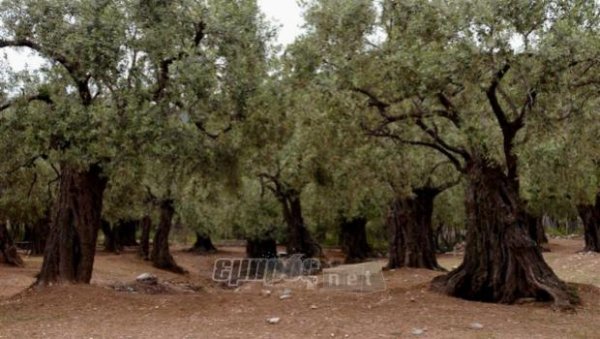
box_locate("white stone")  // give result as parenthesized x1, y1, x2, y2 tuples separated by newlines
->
(136, 273, 158, 285)
(266, 317, 281, 324)
(469, 322, 484, 330)
(411, 328, 425, 336)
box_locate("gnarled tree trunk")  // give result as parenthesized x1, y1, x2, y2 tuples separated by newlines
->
(188, 231, 217, 253)
(280, 191, 322, 258)
(151, 199, 185, 273)
(139, 216, 151, 260)
(339, 217, 372, 263)
(36, 164, 107, 285)
(431, 160, 576, 308)
(0, 223, 24, 267)
(577, 194, 600, 252)
(387, 188, 442, 270)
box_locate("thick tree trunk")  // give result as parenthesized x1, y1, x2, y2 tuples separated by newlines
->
(280, 192, 322, 258)
(36, 164, 107, 285)
(151, 200, 185, 273)
(101, 219, 121, 253)
(188, 231, 217, 253)
(577, 195, 600, 252)
(0, 223, 24, 267)
(246, 238, 277, 259)
(24, 212, 50, 256)
(339, 217, 372, 263)
(387, 188, 442, 270)
(139, 216, 151, 260)
(431, 160, 576, 308)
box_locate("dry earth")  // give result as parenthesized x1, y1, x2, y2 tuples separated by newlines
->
(0, 238, 599, 339)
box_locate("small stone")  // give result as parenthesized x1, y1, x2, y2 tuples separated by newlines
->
(261, 289, 272, 297)
(310, 304, 318, 309)
(266, 317, 281, 324)
(411, 328, 425, 336)
(136, 273, 158, 285)
(469, 322, 484, 330)
(279, 294, 291, 300)
(409, 297, 416, 302)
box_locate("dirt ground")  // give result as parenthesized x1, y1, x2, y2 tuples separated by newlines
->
(1, 238, 599, 339)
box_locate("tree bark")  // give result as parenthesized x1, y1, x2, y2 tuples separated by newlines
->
(36, 164, 107, 284)
(577, 194, 600, 252)
(188, 231, 217, 253)
(0, 223, 24, 267)
(339, 217, 372, 263)
(151, 199, 185, 273)
(387, 188, 442, 270)
(280, 191, 322, 258)
(431, 160, 576, 308)
(139, 216, 151, 260)
(24, 212, 50, 256)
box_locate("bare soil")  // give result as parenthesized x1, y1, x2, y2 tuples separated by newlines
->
(0, 238, 599, 338)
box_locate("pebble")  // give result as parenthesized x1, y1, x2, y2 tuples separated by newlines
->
(411, 328, 425, 336)
(310, 304, 318, 309)
(266, 317, 281, 324)
(136, 273, 158, 285)
(469, 322, 484, 330)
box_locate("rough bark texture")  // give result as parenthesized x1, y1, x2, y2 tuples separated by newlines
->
(577, 194, 600, 252)
(139, 216, 151, 260)
(24, 213, 50, 256)
(0, 223, 24, 267)
(339, 217, 372, 263)
(387, 188, 442, 270)
(246, 238, 277, 259)
(188, 231, 217, 253)
(36, 164, 107, 285)
(280, 191, 322, 258)
(151, 200, 185, 274)
(431, 160, 577, 309)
